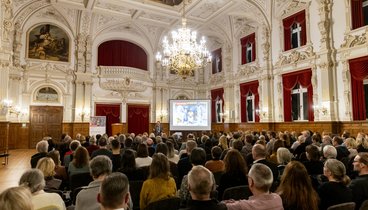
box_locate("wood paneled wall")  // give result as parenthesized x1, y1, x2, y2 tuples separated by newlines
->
(8, 123, 29, 149)
(0, 122, 9, 151)
(62, 123, 89, 140)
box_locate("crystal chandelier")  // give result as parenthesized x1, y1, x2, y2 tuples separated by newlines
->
(156, 0, 212, 79)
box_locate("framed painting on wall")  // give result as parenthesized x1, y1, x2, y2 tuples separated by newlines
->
(27, 24, 70, 62)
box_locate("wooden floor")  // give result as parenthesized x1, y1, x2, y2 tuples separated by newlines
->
(0, 149, 34, 193)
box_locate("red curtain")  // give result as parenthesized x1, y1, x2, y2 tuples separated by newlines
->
(95, 104, 121, 136)
(282, 69, 314, 122)
(240, 33, 256, 64)
(349, 56, 368, 120)
(283, 10, 306, 51)
(127, 104, 149, 134)
(98, 40, 148, 70)
(212, 48, 222, 74)
(211, 88, 224, 122)
(351, 0, 364, 29)
(240, 81, 259, 122)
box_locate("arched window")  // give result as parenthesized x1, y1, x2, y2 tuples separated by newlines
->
(283, 10, 306, 51)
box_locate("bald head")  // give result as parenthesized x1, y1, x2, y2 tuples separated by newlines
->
(252, 144, 267, 160)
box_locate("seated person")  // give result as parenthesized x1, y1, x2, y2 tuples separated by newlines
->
(98, 173, 131, 210)
(223, 163, 283, 210)
(0, 186, 33, 210)
(30, 140, 49, 168)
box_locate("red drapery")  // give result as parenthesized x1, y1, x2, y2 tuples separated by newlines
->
(212, 48, 222, 74)
(240, 81, 259, 122)
(127, 104, 149, 134)
(98, 40, 148, 70)
(95, 104, 121, 136)
(211, 88, 224, 122)
(283, 10, 306, 51)
(349, 56, 368, 120)
(240, 33, 256, 64)
(351, 0, 364, 29)
(282, 69, 314, 122)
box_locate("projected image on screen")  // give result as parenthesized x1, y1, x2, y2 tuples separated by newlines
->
(170, 100, 211, 131)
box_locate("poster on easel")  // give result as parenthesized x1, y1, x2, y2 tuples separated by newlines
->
(89, 116, 106, 136)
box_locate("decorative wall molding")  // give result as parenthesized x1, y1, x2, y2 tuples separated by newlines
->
(341, 28, 368, 48)
(275, 45, 316, 67)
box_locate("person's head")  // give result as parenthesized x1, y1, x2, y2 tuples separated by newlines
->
(345, 138, 357, 149)
(305, 145, 320, 161)
(36, 157, 55, 178)
(323, 145, 337, 159)
(36, 140, 49, 153)
(121, 149, 137, 170)
(156, 142, 168, 156)
(47, 150, 61, 166)
(111, 139, 121, 150)
(136, 143, 149, 158)
(276, 147, 292, 165)
(98, 173, 130, 210)
(218, 135, 228, 150)
(188, 165, 213, 200)
(149, 153, 170, 180)
(211, 146, 222, 160)
(232, 140, 244, 151)
(90, 155, 113, 179)
(19, 169, 45, 193)
(69, 140, 81, 152)
(190, 147, 207, 166)
(99, 137, 108, 147)
(353, 152, 368, 175)
(276, 161, 319, 210)
(247, 163, 273, 193)
(186, 140, 197, 154)
(73, 146, 90, 168)
(0, 186, 33, 210)
(324, 159, 350, 185)
(252, 144, 267, 160)
(332, 136, 343, 146)
(166, 141, 176, 158)
(224, 149, 247, 176)
(273, 140, 285, 154)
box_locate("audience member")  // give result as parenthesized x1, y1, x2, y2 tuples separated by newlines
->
(118, 149, 147, 181)
(98, 172, 130, 210)
(349, 152, 368, 210)
(223, 163, 283, 210)
(110, 139, 122, 172)
(19, 169, 66, 210)
(167, 140, 180, 164)
(30, 140, 49, 168)
(36, 157, 62, 190)
(322, 145, 337, 161)
(64, 140, 81, 167)
(135, 143, 153, 167)
(76, 155, 113, 210)
(0, 186, 33, 210)
(205, 146, 225, 173)
(318, 159, 353, 210)
(303, 144, 324, 176)
(182, 165, 227, 210)
(269, 140, 285, 164)
(87, 135, 99, 156)
(276, 161, 319, 210)
(218, 149, 248, 199)
(140, 153, 176, 210)
(47, 150, 68, 182)
(276, 147, 292, 179)
(252, 144, 278, 189)
(345, 138, 358, 158)
(178, 140, 198, 183)
(91, 137, 113, 159)
(68, 146, 90, 177)
(333, 136, 350, 160)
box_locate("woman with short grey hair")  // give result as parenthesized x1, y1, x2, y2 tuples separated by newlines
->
(19, 169, 65, 210)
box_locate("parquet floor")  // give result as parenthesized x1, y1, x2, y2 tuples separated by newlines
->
(0, 149, 34, 193)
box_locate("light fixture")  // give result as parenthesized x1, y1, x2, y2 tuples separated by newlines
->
(0, 99, 28, 117)
(76, 107, 90, 122)
(156, 0, 212, 79)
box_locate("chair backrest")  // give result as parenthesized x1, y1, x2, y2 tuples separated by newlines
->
(144, 197, 180, 210)
(359, 200, 368, 210)
(327, 202, 356, 210)
(129, 180, 144, 210)
(213, 171, 224, 186)
(69, 172, 93, 191)
(70, 186, 84, 205)
(222, 185, 252, 201)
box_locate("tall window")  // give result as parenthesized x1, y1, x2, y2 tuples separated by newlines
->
(246, 92, 255, 122)
(351, 0, 368, 29)
(283, 10, 306, 51)
(241, 33, 256, 64)
(364, 79, 368, 119)
(291, 84, 309, 121)
(216, 97, 223, 123)
(291, 23, 302, 49)
(212, 48, 222, 74)
(211, 88, 224, 122)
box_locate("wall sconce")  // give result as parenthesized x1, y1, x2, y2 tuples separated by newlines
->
(158, 110, 168, 121)
(256, 107, 268, 118)
(314, 102, 329, 116)
(0, 99, 28, 118)
(219, 111, 229, 122)
(77, 107, 90, 122)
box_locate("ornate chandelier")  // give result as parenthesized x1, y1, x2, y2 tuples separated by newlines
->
(156, 0, 212, 79)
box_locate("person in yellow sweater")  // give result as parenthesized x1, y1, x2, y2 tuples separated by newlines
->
(140, 153, 177, 210)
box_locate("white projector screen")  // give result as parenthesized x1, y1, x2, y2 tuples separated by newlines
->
(169, 99, 211, 131)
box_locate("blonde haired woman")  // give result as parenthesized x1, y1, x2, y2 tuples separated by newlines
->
(218, 135, 228, 150)
(36, 157, 62, 190)
(345, 138, 358, 158)
(0, 186, 33, 210)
